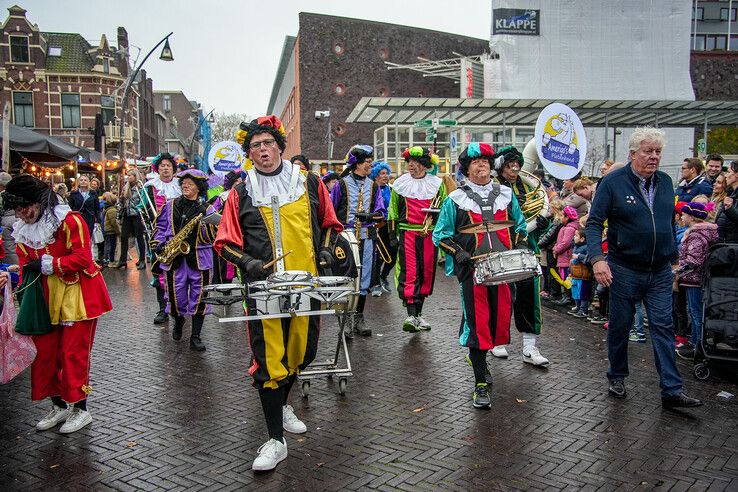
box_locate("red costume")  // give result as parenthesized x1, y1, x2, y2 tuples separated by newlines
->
(16, 209, 112, 403)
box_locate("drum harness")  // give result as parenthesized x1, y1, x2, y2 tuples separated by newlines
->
(460, 184, 507, 255)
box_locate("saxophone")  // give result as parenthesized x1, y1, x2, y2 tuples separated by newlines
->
(157, 212, 203, 265)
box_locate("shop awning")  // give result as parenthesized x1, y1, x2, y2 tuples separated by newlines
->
(346, 98, 738, 128)
(0, 121, 88, 163)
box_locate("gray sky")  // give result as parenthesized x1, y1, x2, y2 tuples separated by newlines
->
(16, 0, 492, 116)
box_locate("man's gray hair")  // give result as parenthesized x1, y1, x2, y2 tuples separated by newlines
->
(628, 127, 666, 152)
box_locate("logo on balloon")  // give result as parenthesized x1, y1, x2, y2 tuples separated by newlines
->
(534, 103, 587, 180)
(208, 141, 245, 177)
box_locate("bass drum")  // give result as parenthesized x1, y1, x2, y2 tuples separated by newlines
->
(319, 231, 361, 311)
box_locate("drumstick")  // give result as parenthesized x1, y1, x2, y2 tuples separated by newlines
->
(263, 250, 293, 269)
(471, 253, 490, 261)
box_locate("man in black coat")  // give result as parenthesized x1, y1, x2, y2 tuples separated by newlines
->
(68, 174, 100, 236)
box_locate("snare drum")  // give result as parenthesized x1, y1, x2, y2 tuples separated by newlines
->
(473, 250, 540, 286)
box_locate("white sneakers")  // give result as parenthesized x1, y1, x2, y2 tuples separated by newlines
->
(36, 405, 71, 431)
(523, 346, 550, 366)
(402, 316, 420, 332)
(282, 405, 306, 434)
(416, 316, 431, 331)
(59, 408, 93, 433)
(36, 405, 92, 433)
(491, 345, 509, 358)
(252, 438, 288, 472)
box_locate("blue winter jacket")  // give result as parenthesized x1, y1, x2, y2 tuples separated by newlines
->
(586, 163, 678, 272)
(675, 174, 713, 202)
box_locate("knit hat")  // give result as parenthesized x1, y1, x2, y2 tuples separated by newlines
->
(563, 206, 578, 221)
(681, 201, 712, 220)
(458, 143, 495, 177)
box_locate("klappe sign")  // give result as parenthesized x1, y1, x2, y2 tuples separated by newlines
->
(492, 9, 540, 35)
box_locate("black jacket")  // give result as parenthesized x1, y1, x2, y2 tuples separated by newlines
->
(68, 189, 100, 233)
(716, 187, 738, 244)
(586, 163, 677, 271)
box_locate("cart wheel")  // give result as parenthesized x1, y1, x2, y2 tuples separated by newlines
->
(338, 378, 347, 395)
(693, 363, 710, 381)
(302, 380, 310, 398)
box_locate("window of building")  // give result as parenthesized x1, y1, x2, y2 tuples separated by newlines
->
(716, 35, 727, 50)
(720, 8, 737, 21)
(61, 93, 81, 128)
(12, 92, 33, 127)
(10, 36, 30, 63)
(731, 35, 738, 50)
(693, 34, 706, 51)
(693, 7, 704, 20)
(163, 94, 171, 112)
(48, 46, 62, 57)
(102, 58, 110, 74)
(101, 95, 116, 125)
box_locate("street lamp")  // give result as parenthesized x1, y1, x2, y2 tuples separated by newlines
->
(188, 108, 215, 169)
(315, 109, 332, 172)
(118, 32, 174, 167)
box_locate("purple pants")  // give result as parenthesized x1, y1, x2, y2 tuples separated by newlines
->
(164, 261, 211, 317)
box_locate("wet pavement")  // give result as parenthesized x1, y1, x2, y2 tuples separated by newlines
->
(1, 266, 737, 491)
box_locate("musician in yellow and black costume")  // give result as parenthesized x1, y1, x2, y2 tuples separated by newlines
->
(494, 146, 550, 367)
(213, 115, 343, 472)
(150, 169, 217, 352)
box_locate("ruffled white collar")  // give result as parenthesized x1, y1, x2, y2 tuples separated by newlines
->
(245, 161, 306, 207)
(391, 173, 442, 200)
(448, 180, 512, 214)
(12, 204, 72, 250)
(144, 175, 181, 199)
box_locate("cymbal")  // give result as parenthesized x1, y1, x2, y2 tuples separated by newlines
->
(457, 220, 515, 234)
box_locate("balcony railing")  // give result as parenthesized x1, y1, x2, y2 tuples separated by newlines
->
(105, 123, 134, 144)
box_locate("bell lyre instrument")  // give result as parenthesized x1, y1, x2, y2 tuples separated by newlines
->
(419, 190, 443, 237)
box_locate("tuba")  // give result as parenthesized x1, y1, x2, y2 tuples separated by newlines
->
(519, 170, 550, 233)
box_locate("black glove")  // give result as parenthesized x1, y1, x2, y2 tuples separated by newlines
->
(535, 215, 550, 231)
(23, 259, 42, 274)
(354, 212, 375, 222)
(388, 234, 399, 250)
(318, 247, 334, 270)
(152, 243, 164, 255)
(454, 250, 472, 265)
(244, 258, 269, 280)
(515, 241, 529, 250)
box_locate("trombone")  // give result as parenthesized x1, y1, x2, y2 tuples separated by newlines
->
(419, 191, 444, 237)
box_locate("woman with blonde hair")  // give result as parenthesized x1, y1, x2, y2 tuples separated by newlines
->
(114, 167, 147, 270)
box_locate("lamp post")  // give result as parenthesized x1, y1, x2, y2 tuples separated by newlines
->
(188, 108, 215, 169)
(315, 109, 332, 173)
(118, 32, 174, 167)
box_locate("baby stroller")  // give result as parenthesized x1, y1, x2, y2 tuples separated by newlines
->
(693, 243, 738, 380)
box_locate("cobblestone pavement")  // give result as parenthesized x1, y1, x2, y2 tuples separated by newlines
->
(1, 267, 737, 491)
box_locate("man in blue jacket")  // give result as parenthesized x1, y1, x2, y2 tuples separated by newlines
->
(675, 158, 713, 202)
(585, 127, 702, 410)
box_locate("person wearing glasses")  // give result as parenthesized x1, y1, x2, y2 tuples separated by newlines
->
(214, 115, 343, 472)
(676, 158, 713, 202)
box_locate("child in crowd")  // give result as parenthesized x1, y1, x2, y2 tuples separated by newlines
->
(676, 201, 718, 360)
(569, 228, 593, 318)
(537, 199, 564, 301)
(552, 206, 579, 305)
(673, 202, 690, 348)
(102, 192, 120, 267)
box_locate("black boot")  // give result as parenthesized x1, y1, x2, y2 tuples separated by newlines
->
(190, 314, 206, 351)
(172, 315, 185, 341)
(153, 310, 169, 324)
(354, 313, 371, 336)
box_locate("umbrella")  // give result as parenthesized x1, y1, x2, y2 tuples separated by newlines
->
(0, 120, 88, 164)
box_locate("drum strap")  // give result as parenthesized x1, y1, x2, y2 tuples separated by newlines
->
(461, 184, 506, 254)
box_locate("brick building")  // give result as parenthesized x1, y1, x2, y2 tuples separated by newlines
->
(154, 90, 203, 161)
(0, 5, 156, 160)
(267, 13, 488, 167)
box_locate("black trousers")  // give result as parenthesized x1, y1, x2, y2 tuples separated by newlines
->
(118, 214, 146, 264)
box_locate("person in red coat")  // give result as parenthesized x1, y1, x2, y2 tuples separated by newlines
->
(3, 175, 112, 434)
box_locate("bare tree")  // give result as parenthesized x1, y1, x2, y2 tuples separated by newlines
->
(584, 129, 606, 177)
(211, 112, 250, 143)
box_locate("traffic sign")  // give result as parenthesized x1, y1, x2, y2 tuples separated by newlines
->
(697, 138, 706, 154)
(438, 119, 457, 126)
(414, 119, 433, 128)
(425, 134, 435, 143)
(450, 132, 458, 151)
